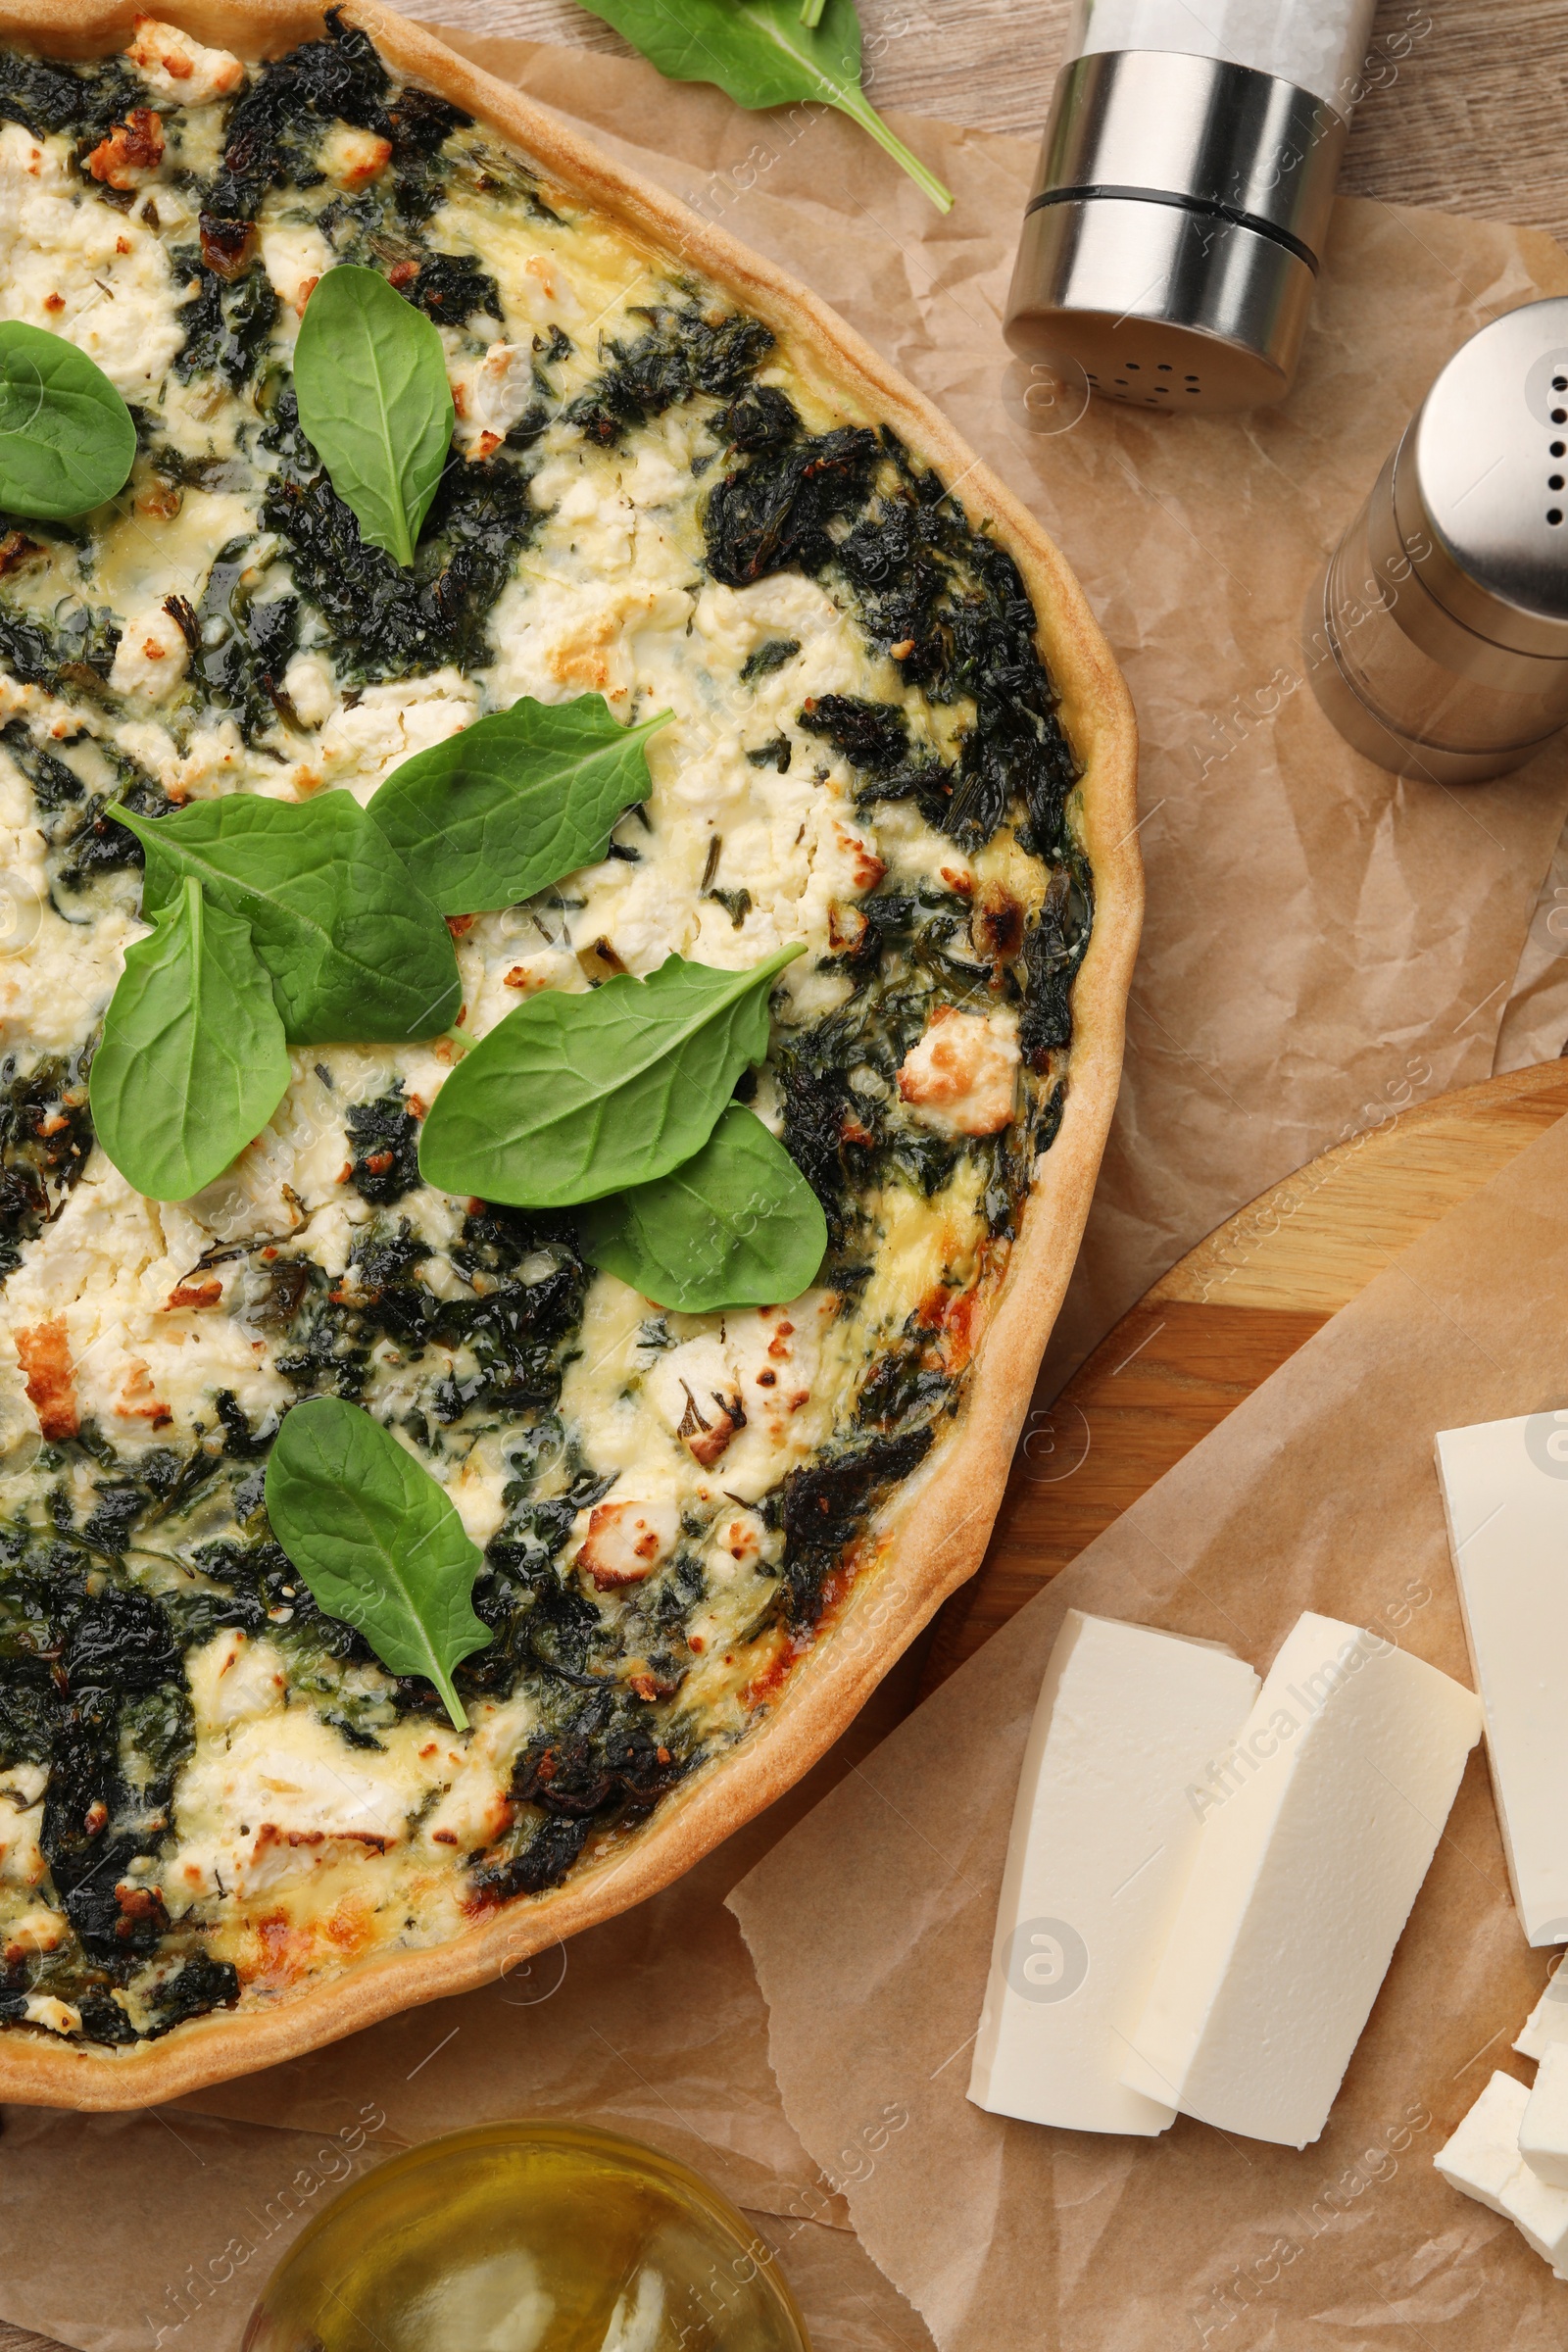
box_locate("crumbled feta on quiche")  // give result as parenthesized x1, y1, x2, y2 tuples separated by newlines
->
(0, 11, 1092, 2055)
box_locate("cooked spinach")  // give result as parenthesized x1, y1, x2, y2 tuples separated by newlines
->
(798, 692, 909, 771)
(565, 303, 775, 449)
(740, 636, 801, 681)
(187, 536, 301, 742)
(0, 597, 121, 701)
(771, 1427, 934, 1626)
(204, 6, 393, 238)
(0, 48, 139, 144)
(704, 423, 880, 586)
(0, 1051, 91, 1277)
(172, 261, 279, 392)
(345, 1086, 423, 1206)
(1019, 857, 1094, 1069)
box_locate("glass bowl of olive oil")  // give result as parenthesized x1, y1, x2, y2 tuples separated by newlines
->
(243, 2119, 811, 2351)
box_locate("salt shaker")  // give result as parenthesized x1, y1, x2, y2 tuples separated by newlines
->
(1305, 298, 1568, 783)
(1004, 0, 1379, 411)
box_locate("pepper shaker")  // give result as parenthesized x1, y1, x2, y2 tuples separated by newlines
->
(1305, 298, 1568, 784)
(1004, 0, 1379, 411)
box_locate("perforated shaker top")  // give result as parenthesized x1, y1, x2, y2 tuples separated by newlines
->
(1405, 297, 1568, 655)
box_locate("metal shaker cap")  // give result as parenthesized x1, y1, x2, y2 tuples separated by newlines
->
(1394, 297, 1568, 659)
(1004, 50, 1348, 414)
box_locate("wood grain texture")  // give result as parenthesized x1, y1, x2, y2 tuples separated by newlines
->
(920, 1056, 1568, 1692)
(426, 0, 1568, 241)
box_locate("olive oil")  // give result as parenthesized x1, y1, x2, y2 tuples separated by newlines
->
(243, 2121, 810, 2352)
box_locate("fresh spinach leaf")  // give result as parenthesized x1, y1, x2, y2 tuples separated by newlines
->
(88, 876, 291, 1202)
(369, 694, 672, 915)
(573, 0, 952, 212)
(0, 321, 136, 520)
(419, 945, 803, 1207)
(265, 1396, 489, 1733)
(113, 793, 461, 1044)
(292, 264, 455, 567)
(583, 1102, 826, 1310)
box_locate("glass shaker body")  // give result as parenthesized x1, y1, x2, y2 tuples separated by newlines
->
(1065, 0, 1378, 115)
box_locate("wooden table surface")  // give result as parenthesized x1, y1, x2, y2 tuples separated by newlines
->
(5, 7, 1568, 2351)
(431, 0, 1568, 244)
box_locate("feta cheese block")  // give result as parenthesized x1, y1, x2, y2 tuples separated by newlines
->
(1436, 2068, 1531, 2217)
(1518, 1954, 1568, 2062)
(1503, 2153, 1568, 2273)
(1119, 1612, 1483, 2147)
(1435, 1415, 1568, 1946)
(1436, 2068, 1568, 2278)
(1521, 2043, 1568, 2187)
(967, 1609, 1259, 2135)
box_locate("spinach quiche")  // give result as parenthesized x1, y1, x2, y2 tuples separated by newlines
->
(0, 0, 1139, 2103)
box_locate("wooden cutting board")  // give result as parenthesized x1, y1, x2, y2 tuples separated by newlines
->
(920, 1055, 1568, 1693)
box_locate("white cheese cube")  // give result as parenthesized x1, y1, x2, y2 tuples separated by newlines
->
(1119, 1612, 1483, 2146)
(1504, 2155, 1568, 2271)
(1517, 1953, 1568, 2062)
(1435, 2069, 1530, 2217)
(1521, 2044, 1568, 2187)
(1435, 1415, 1568, 1946)
(967, 1609, 1259, 2136)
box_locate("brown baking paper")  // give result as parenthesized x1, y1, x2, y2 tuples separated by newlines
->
(731, 1104, 1568, 2352)
(5, 35, 1568, 2352)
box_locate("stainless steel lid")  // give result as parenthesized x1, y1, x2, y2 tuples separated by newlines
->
(1004, 49, 1347, 413)
(1392, 297, 1568, 659)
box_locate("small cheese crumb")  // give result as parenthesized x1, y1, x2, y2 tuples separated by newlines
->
(897, 1006, 1019, 1137)
(575, 1498, 679, 1590)
(450, 343, 537, 461)
(318, 123, 393, 189)
(126, 16, 245, 105)
(4, 1908, 66, 1961)
(85, 108, 165, 191)
(261, 223, 334, 317)
(23, 1994, 80, 2036)
(109, 602, 191, 703)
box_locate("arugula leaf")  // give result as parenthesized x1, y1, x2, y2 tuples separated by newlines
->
(113, 794, 461, 1045)
(0, 322, 136, 519)
(293, 265, 455, 567)
(574, 0, 952, 213)
(265, 1396, 489, 1734)
(369, 695, 673, 916)
(583, 1102, 827, 1310)
(419, 945, 803, 1207)
(88, 876, 291, 1202)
